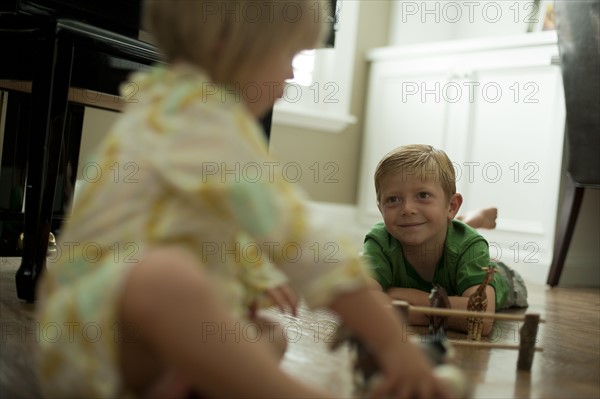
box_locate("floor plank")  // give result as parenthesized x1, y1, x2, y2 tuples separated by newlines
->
(0, 258, 40, 399)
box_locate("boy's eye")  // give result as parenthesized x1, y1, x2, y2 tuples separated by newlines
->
(386, 196, 400, 204)
(418, 192, 431, 199)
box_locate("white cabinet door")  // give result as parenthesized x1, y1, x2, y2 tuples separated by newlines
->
(461, 63, 565, 266)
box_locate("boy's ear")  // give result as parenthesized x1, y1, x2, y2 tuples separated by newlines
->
(448, 193, 463, 219)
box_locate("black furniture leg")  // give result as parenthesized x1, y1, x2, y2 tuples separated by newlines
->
(56, 103, 85, 217)
(547, 174, 585, 287)
(0, 91, 29, 254)
(16, 33, 74, 302)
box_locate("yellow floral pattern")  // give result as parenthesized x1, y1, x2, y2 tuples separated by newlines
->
(35, 63, 371, 397)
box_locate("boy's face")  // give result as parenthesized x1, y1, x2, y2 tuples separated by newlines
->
(239, 47, 298, 118)
(377, 171, 462, 249)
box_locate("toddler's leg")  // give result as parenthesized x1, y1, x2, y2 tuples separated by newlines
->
(457, 207, 498, 229)
(118, 246, 331, 398)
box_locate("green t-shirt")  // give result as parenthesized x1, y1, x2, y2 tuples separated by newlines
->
(363, 219, 508, 309)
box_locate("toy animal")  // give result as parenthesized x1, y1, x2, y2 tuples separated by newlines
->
(428, 284, 451, 339)
(467, 266, 498, 341)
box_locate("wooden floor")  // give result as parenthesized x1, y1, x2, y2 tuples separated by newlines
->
(1, 256, 599, 398)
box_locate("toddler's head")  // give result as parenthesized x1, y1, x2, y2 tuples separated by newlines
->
(374, 144, 457, 206)
(143, 0, 326, 83)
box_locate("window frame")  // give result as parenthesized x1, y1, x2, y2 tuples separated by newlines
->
(272, 0, 358, 133)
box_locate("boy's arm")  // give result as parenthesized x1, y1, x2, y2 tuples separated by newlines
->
(386, 286, 497, 336)
(452, 237, 498, 335)
(386, 288, 430, 326)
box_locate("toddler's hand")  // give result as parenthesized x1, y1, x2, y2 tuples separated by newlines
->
(263, 284, 298, 317)
(371, 340, 452, 399)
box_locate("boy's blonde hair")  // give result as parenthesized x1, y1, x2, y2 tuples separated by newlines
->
(143, 0, 327, 83)
(374, 144, 457, 204)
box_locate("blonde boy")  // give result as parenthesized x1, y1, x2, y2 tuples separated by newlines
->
(364, 144, 527, 336)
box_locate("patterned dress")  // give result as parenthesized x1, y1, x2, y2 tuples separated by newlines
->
(36, 63, 370, 398)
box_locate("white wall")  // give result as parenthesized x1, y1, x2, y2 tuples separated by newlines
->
(388, 0, 539, 45)
(77, 108, 119, 181)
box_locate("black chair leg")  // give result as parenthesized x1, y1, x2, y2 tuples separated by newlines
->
(56, 103, 85, 217)
(547, 175, 585, 287)
(16, 34, 74, 302)
(0, 91, 29, 254)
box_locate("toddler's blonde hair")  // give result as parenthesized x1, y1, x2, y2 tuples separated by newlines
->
(374, 144, 457, 204)
(143, 0, 327, 83)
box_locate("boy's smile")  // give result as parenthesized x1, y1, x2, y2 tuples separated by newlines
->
(378, 171, 462, 251)
(398, 222, 426, 228)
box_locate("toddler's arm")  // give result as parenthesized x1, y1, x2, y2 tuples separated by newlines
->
(329, 286, 451, 399)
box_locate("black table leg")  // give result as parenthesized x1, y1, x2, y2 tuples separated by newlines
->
(16, 34, 74, 302)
